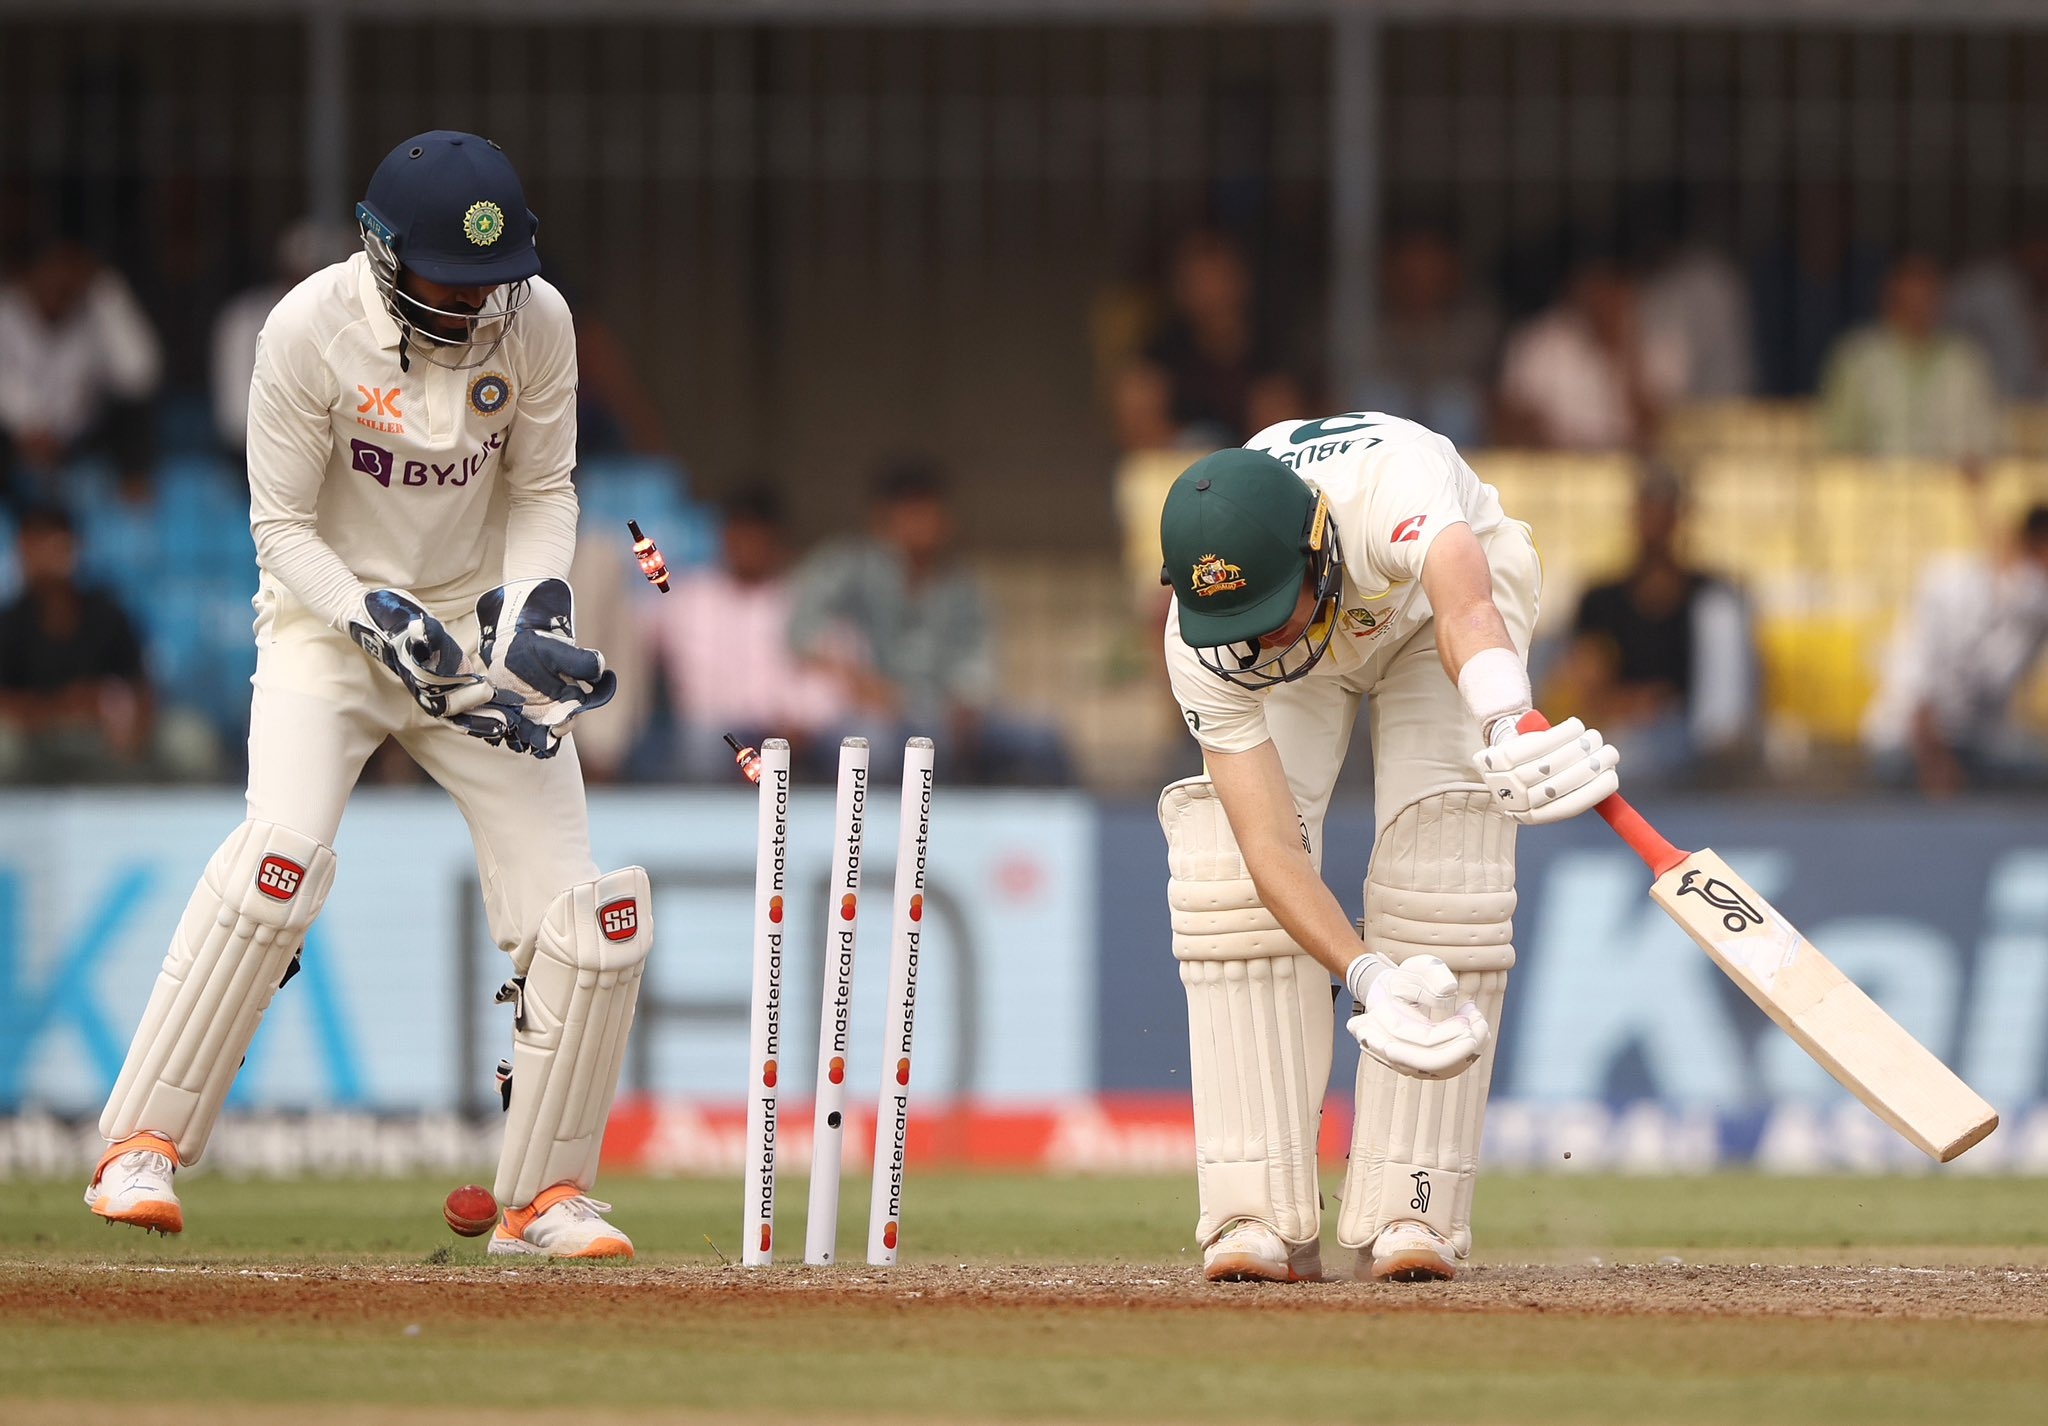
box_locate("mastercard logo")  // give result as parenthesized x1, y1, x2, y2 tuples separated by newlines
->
(896, 1057, 910, 1086)
(908, 894, 924, 923)
(768, 895, 783, 924)
(882, 1221, 898, 1249)
(828, 1055, 845, 1085)
(840, 894, 857, 921)
(762, 1059, 777, 1087)
(760, 1225, 772, 1252)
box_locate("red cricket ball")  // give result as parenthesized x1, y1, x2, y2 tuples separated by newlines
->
(443, 1184, 500, 1238)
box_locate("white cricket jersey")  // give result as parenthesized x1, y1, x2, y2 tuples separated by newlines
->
(245, 252, 580, 630)
(1165, 413, 1509, 756)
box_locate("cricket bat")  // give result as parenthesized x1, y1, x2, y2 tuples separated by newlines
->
(1519, 714, 1998, 1163)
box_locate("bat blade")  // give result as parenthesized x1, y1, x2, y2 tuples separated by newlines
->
(1651, 848, 1998, 1163)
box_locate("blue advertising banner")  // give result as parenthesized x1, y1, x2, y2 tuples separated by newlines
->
(0, 787, 1097, 1120)
(1096, 795, 2048, 1171)
(4, 788, 2045, 1173)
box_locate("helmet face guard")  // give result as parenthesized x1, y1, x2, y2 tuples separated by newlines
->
(1192, 495, 1346, 691)
(357, 200, 533, 370)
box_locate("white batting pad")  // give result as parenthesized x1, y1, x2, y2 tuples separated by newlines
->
(100, 820, 337, 1165)
(495, 867, 653, 1208)
(1338, 791, 1516, 1256)
(1161, 777, 1332, 1248)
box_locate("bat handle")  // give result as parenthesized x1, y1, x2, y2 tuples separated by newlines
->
(1513, 711, 1688, 877)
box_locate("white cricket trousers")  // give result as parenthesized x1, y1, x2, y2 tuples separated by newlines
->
(1263, 521, 1542, 859)
(248, 588, 600, 967)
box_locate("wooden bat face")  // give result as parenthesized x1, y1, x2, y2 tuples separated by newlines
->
(1649, 848, 1998, 1163)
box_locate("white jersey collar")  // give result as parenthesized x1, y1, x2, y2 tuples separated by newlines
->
(351, 251, 404, 352)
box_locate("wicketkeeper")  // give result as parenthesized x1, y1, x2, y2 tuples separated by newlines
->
(84, 131, 649, 1258)
(1159, 412, 1621, 1282)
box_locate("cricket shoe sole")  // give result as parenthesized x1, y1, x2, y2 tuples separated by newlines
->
(1203, 1219, 1323, 1283)
(490, 1182, 634, 1259)
(85, 1133, 184, 1236)
(1361, 1220, 1459, 1282)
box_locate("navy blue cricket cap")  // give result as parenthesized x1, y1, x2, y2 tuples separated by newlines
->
(357, 131, 541, 286)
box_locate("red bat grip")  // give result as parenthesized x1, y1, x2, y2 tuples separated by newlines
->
(1513, 712, 1688, 877)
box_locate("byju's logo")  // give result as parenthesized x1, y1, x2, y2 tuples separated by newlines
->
(351, 439, 396, 487)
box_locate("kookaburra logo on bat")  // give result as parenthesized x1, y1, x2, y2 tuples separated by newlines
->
(1676, 869, 1765, 934)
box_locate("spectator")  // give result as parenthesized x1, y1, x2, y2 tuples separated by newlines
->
(1863, 504, 2048, 796)
(1751, 185, 1887, 397)
(789, 458, 1071, 785)
(1820, 253, 2003, 460)
(1543, 473, 1756, 785)
(211, 220, 351, 458)
(1642, 242, 1755, 401)
(0, 505, 163, 782)
(643, 488, 841, 780)
(1351, 227, 1499, 447)
(1946, 226, 2048, 400)
(0, 237, 161, 511)
(1111, 229, 1307, 452)
(1495, 255, 1686, 452)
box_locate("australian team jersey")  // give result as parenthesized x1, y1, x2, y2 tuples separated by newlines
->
(1165, 413, 1511, 756)
(244, 252, 580, 630)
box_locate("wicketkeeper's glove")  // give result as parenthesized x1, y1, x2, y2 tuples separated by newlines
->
(347, 588, 494, 719)
(474, 577, 618, 759)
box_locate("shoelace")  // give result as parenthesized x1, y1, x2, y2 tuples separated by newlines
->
(112, 1152, 173, 1188)
(553, 1196, 614, 1221)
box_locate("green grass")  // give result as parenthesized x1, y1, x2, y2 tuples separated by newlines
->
(6, 1173, 2048, 1424)
(8, 1170, 2047, 1264)
(11, 1304, 2046, 1425)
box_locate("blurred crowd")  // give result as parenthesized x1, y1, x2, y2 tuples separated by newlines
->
(1104, 213, 2048, 461)
(5, 205, 2048, 796)
(1101, 215, 2048, 796)
(0, 222, 1071, 790)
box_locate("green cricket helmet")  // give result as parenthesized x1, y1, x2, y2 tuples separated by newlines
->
(1159, 447, 1345, 689)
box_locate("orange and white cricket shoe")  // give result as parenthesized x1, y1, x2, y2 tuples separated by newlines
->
(488, 1182, 634, 1259)
(84, 1132, 184, 1235)
(1202, 1218, 1323, 1283)
(1361, 1220, 1458, 1282)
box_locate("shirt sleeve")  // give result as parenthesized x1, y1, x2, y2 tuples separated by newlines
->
(785, 544, 859, 659)
(1353, 435, 1473, 588)
(943, 574, 997, 708)
(499, 281, 581, 585)
(245, 306, 368, 629)
(1163, 604, 1270, 755)
(88, 271, 162, 400)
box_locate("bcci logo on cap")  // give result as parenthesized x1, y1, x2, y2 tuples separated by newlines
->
(1190, 553, 1246, 597)
(256, 855, 305, 902)
(463, 200, 506, 247)
(599, 898, 638, 942)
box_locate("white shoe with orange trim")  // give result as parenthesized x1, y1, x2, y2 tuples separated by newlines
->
(1361, 1219, 1459, 1282)
(84, 1132, 184, 1235)
(488, 1182, 634, 1259)
(1202, 1218, 1323, 1283)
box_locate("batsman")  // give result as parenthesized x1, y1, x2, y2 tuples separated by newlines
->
(1160, 412, 1621, 1282)
(83, 131, 647, 1257)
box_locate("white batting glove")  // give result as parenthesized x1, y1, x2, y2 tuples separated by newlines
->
(1344, 952, 1489, 1080)
(1474, 716, 1621, 825)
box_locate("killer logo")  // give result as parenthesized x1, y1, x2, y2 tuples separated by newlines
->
(1675, 869, 1765, 934)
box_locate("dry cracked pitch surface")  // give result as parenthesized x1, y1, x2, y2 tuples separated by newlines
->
(5, 1260, 2046, 1322)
